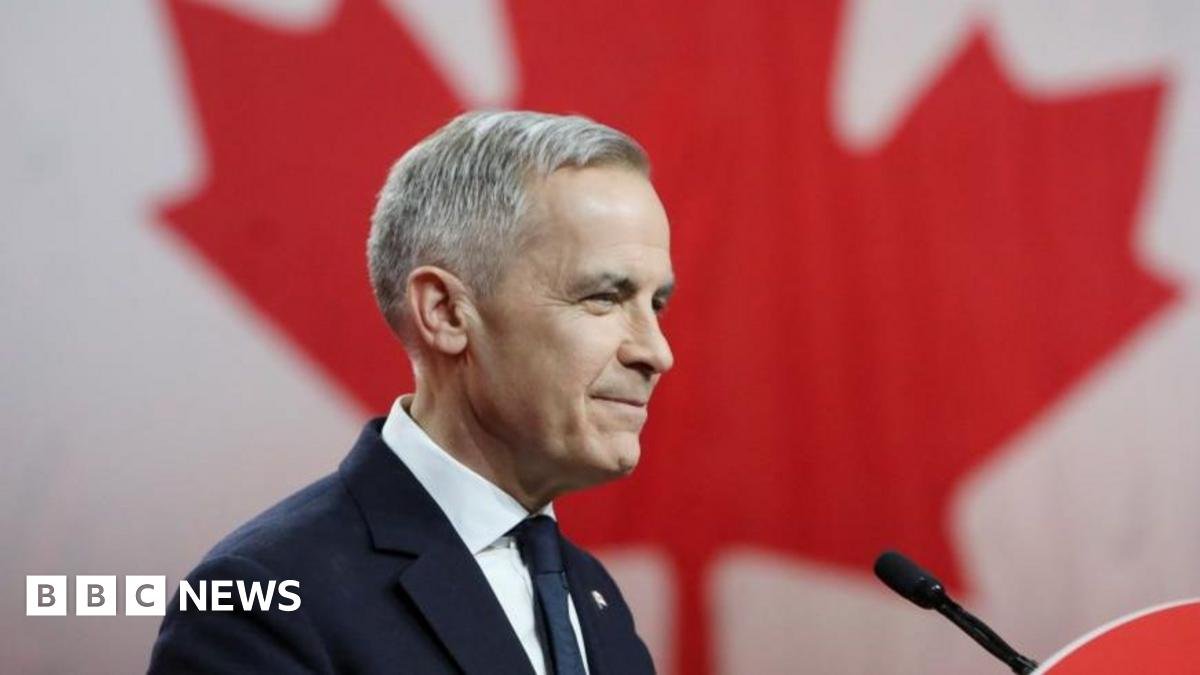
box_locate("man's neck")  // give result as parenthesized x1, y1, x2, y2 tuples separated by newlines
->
(407, 385, 558, 513)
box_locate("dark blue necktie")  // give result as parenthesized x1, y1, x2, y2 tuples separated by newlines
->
(511, 515, 588, 675)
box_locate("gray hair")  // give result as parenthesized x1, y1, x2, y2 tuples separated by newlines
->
(367, 110, 650, 349)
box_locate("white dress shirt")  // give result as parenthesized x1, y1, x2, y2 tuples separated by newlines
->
(381, 395, 590, 675)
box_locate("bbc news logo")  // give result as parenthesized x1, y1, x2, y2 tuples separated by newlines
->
(26, 576, 301, 616)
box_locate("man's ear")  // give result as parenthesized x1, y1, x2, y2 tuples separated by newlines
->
(405, 266, 474, 357)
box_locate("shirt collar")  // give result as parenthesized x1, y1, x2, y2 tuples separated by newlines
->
(380, 395, 553, 554)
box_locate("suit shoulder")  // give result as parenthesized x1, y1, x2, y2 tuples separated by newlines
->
(203, 471, 365, 573)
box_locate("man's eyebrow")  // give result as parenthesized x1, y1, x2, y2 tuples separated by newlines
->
(569, 272, 676, 300)
(570, 272, 634, 295)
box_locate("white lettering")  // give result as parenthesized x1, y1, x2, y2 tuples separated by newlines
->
(236, 580, 277, 611)
(179, 580, 206, 611)
(210, 580, 234, 610)
(25, 576, 67, 616)
(276, 580, 301, 612)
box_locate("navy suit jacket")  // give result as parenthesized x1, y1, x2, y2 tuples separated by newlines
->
(148, 419, 655, 674)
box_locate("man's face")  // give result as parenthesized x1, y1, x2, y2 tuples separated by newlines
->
(466, 165, 675, 493)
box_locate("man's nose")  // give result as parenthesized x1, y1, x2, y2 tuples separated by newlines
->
(620, 310, 674, 377)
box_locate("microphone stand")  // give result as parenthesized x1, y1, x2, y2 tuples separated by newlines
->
(936, 598, 1038, 674)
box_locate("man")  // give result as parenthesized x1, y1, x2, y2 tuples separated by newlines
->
(148, 111, 674, 674)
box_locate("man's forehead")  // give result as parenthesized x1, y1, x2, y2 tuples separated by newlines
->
(516, 165, 673, 291)
(533, 167, 668, 236)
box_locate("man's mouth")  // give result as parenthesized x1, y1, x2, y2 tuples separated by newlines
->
(592, 395, 648, 408)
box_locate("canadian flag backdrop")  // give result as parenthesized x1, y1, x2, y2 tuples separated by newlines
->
(3, 1, 1199, 673)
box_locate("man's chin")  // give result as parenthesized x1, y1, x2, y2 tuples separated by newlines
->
(574, 441, 641, 486)
(613, 449, 640, 475)
(605, 439, 641, 477)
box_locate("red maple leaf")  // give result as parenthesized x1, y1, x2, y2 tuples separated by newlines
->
(161, 1, 1176, 672)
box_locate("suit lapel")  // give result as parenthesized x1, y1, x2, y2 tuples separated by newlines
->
(399, 542, 535, 675)
(340, 420, 535, 675)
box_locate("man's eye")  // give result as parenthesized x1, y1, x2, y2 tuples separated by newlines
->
(584, 292, 620, 305)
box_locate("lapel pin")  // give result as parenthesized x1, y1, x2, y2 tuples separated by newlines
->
(591, 590, 608, 610)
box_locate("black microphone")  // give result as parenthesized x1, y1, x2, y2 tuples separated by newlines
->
(873, 551, 1039, 674)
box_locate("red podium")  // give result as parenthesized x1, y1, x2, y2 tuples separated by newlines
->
(1033, 599, 1200, 674)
